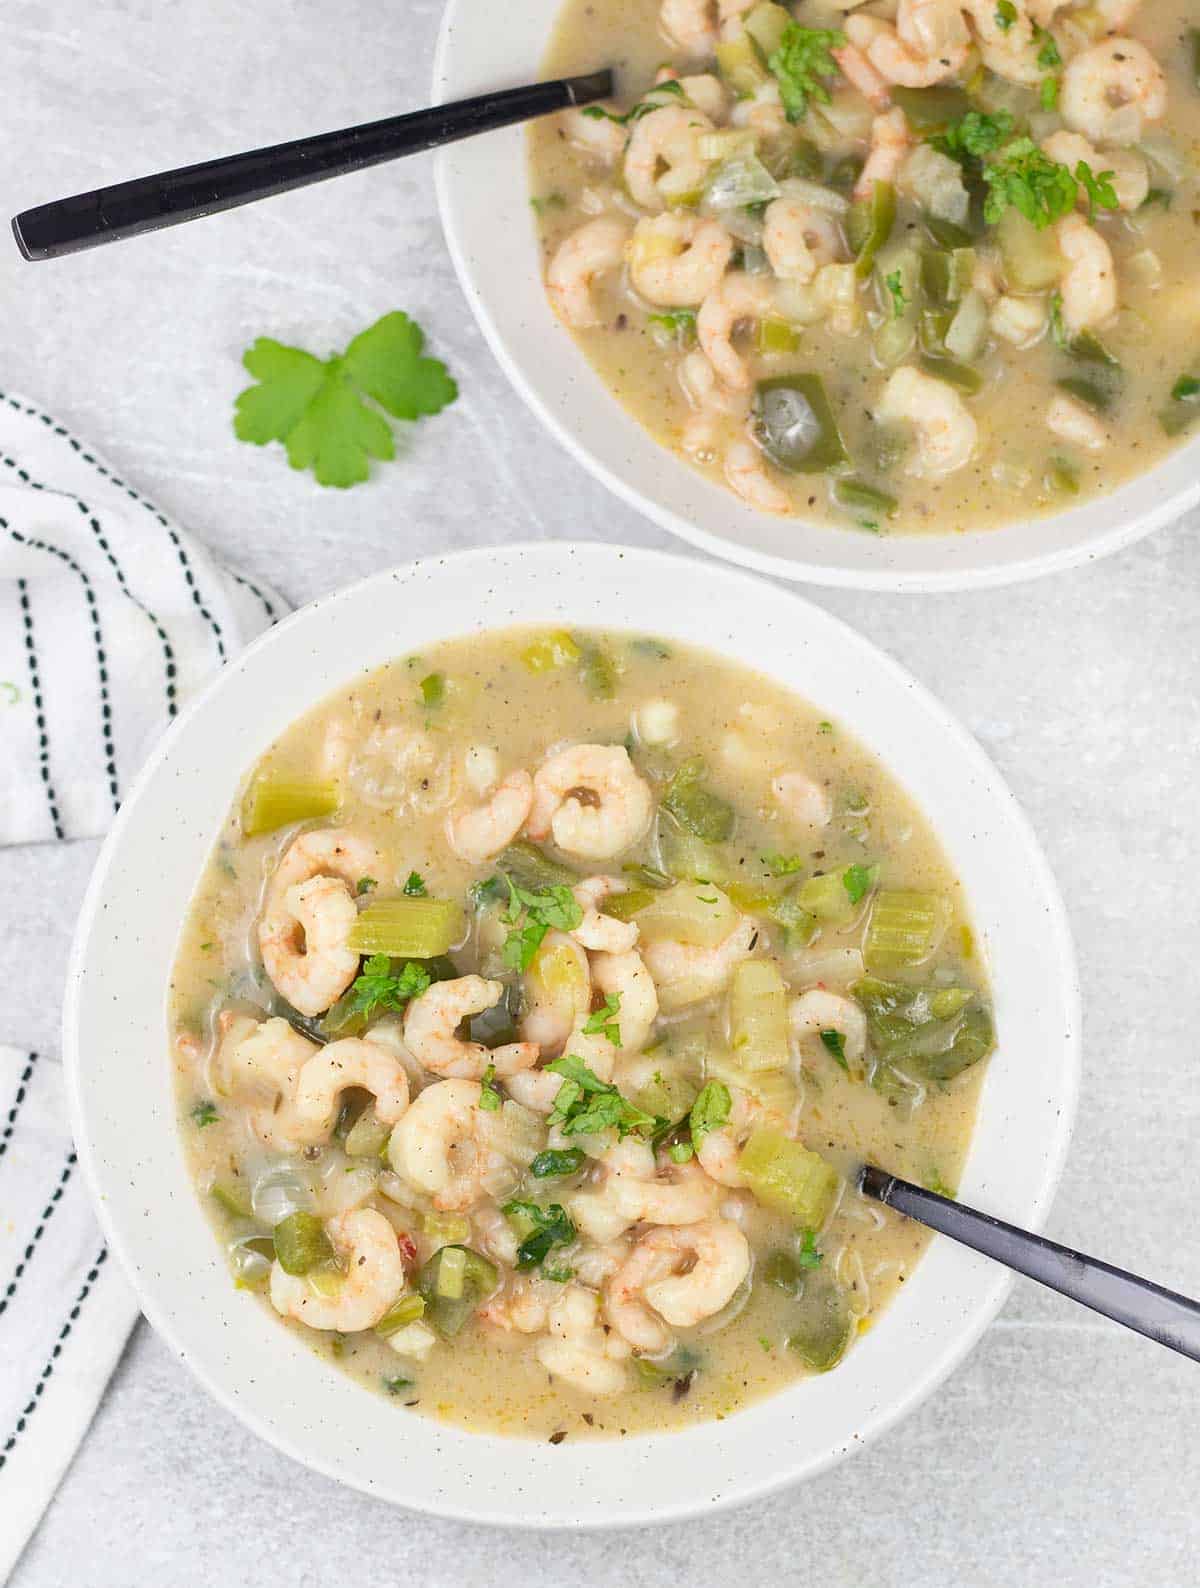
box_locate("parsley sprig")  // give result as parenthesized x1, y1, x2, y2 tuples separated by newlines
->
(500, 879, 583, 972)
(234, 311, 457, 488)
(767, 24, 845, 124)
(546, 1055, 656, 1138)
(583, 991, 623, 1047)
(931, 109, 1014, 165)
(981, 137, 1082, 229)
(342, 954, 432, 1022)
(503, 1200, 576, 1270)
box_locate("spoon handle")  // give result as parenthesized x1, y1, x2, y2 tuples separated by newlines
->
(860, 1165, 1200, 1363)
(11, 69, 613, 261)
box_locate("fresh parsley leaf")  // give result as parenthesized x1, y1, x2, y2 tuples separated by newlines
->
(994, 0, 1017, 30)
(583, 991, 623, 1048)
(403, 871, 427, 896)
(356, 876, 377, 895)
(419, 672, 445, 709)
(545, 1055, 656, 1138)
(931, 109, 1014, 164)
(819, 1028, 848, 1070)
(689, 1080, 731, 1148)
(1040, 75, 1060, 111)
(500, 879, 583, 973)
(763, 852, 806, 876)
(981, 137, 1078, 229)
(796, 1229, 823, 1269)
(669, 1140, 695, 1163)
(580, 80, 685, 125)
(1049, 290, 1068, 348)
(1035, 26, 1062, 67)
(344, 954, 432, 1022)
(530, 192, 565, 214)
(479, 1063, 501, 1112)
(1075, 160, 1118, 223)
(884, 269, 908, 319)
(503, 1200, 576, 1269)
(543, 1263, 575, 1283)
(1172, 375, 1200, 402)
(768, 23, 845, 123)
(190, 1099, 219, 1127)
(530, 1148, 587, 1179)
(382, 1375, 414, 1395)
(234, 312, 457, 488)
(842, 863, 878, 905)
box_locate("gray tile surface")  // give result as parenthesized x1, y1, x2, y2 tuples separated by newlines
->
(2, 0, 1198, 1581)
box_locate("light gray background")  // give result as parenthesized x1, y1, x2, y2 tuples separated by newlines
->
(3, 0, 1198, 1582)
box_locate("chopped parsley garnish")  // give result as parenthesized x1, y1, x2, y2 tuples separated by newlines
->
(980, 137, 1078, 229)
(503, 1200, 576, 1269)
(994, 0, 1017, 30)
(1171, 375, 1200, 402)
(819, 1029, 848, 1070)
(842, 863, 878, 905)
(382, 1375, 414, 1395)
(817, 721, 833, 734)
(530, 192, 565, 214)
(233, 312, 457, 488)
(500, 879, 583, 973)
(1075, 160, 1118, 223)
(342, 954, 432, 1022)
(884, 269, 908, 319)
(190, 1100, 219, 1127)
(530, 1148, 587, 1179)
(581, 79, 685, 124)
(419, 672, 445, 709)
(479, 1063, 501, 1112)
(1040, 75, 1060, 111)
(356, 876, 377, 895)
(796, 1228, 824, 1269)
(668, 1141, 695, 1164)
(647, 308, 698, 346)
(689, 1080, 731, 1150)
(763, 852, 807, 876)
(1035, 26, 1062, 67)
(545, 1055, 656, 1138)
(767, 23, 845, 123)
(543, 1263, 575, 1283)
(930, 109, 1014, 165)
(403, 871, 427, 896)
(583, 991, 623, 1047)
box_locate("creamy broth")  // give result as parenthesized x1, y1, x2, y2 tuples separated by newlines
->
(529, 0, 1200, 535)
(171, 628, 993, 1440)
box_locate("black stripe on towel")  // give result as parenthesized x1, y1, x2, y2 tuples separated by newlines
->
(0, 1150, 77, 1319)
(0, 1051, 40, 1161)
(16, 579, 64, 839)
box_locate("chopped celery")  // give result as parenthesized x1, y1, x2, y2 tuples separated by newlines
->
(1062, 327, 1121, 368)
(1191, 28, 1200, 90)
(890, 84, 971, 131)
(622, 862, 673, 890)
(786, 1279, 852, 1371)
(210, 1182, 252, 1220)
(738, 1128, 841, 1227)
(601, 886, 657, 922)
(521, 629, 581, 673)
(635, 881, 740, 948)
(922, 214, 975, 250)
(633, 1069, 700, 1124)
(853, 975, 995, 1081)
(919, 353, 982, 393)
(344, 1103, 392, 1159)
(921, 247, 976, 305)
(1044, 455, 1080, 495)
(662, 757, 735, 842)
(419, 672, 445, 709)
(575, 634, 618, 700)
(849, 180, 895, 280)
(728, 959, 790, 1072)
(768, 890, 818, 951)
(995, 206, 1061, 291)
(495, 840, 578, 891)
(706, 1052, 797, 1116)
(657, 816, 728, 883)
(375, 1293, 426, 1338)
(744, 0, 791, 58)
(754, 374, 848, 472)
(716, 33, 771, 95)
(864, 890, 950, 970)
(1056, 374, 1117, 414)
(697, 129, 759, 163)
(273, 1211, 337, 1277)
(705, 154, 780, 210)
(348, 897, 465, 957)
(834, 478, 898, 522)
(418, 1244, 497, 1336)
(943, 289, 990, 363)
(795, 868, 871, 922)
(758, 316, 803, 354)
(240, 775, 339, 837)
(423, 1210, 472, 1247)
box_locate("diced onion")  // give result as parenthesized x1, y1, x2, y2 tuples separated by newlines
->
(1140, 134, 1187, 183)
(250, 1159, 314, 1226)
(943, 288, 990, 362)
(1126, 248, 1162, 290)
(704, 154, 780, 211)
(777, 177, 850, 215)
(900, 146, 969, 226)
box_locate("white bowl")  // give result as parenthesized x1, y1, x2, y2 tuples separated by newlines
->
(64, 542, 1079, 1525)
(432, 2, 1200, 592)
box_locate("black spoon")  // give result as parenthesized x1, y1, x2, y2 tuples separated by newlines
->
(860, 1165, 1200, 1363)
(11, 69, 613, 262)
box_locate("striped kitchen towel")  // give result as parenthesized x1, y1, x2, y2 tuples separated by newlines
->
(0, 390, 286, 1580)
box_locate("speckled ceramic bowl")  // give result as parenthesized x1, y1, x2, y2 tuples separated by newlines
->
(64, 543, 1079, 1524)
(432, 0, 1200, 592)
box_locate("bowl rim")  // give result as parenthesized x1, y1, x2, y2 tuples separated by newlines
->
(62, 541, 1081, 1525)
(430, 3, 1200, 593)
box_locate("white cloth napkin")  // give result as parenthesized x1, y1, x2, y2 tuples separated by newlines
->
(0, 388, 286, 1579)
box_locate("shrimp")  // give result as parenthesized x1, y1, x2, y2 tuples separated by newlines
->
(404, 975, 538, 1080)
(1040, 130, 1149, 212)
(659, 0, 752, 56)
(654, 66, 731, 121)
(624, 104, 715, 211)
(1046, 392, 1108, 452)
(773, 769, 833, 829)
(547, 216, 632, 330)
(212, 1012, 317, 1149)
(853, 108, 911, 200)
(1060, 39, 1166, 146)
(963, 0, 1042, 85)
(790, 988, 868, 1067)
(479, 1272, 556, 1333)
(729, 79, 790, 137)
(614, 1138, 721, 1224)
(697, 1088, 787, 1187)
(642, 914, 759, 1012)
(846, 5, 970, 88)
(572, 876, 640, 954)
(697, 272, 776, 389)
(833, 42, 892, 110)
(763, 198, 844, 283)
(521, 930, 592, 1054)
(560, 105, 626, 165)
(1056, 212, 1117, 337)
(725, 439, 790, 514)
(445, 768, 533, 865)
(990, 293, 1048, 347)
(628, 214, 734, 307)
(535, 1285, 630, 1396)
(605, 1219, 751, 1347)
(388, 1078, 517, 1210)
(269, 1209, 406, 1333)
(528, 743, 654, 861)
(287, 1037, 411, 1146)
(258, 829, 382, 1017)
(876, 365, 978, 479)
